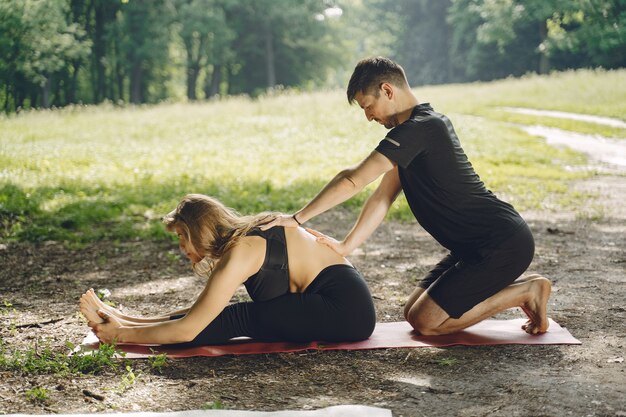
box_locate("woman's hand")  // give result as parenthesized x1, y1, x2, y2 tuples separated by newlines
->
(305, 228, 351, 257)
(259, 214, 300, 231)
(89, 310, 122, 344)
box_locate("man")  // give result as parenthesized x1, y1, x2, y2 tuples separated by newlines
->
(261, 57, 551, 336)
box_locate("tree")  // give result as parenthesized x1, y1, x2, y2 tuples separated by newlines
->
(447, 0, 563, 81)
(546, 0, 626, 69)
(0, 1, 29, 111)
(0, 0, 90, 110)
(362, 0, 453, 85)
(172, 0, 234, 100)
(226, 0, 344, 95)
(115, 0, 172, 104)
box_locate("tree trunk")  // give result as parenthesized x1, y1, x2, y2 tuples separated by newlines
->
(28, 87, 37, 109)
(187, 65, 199, 101)
(227, 64, 235, 95)
(538, 20, 550, 74)
(113, 38, 124, 102)
(42, 77, 51, 108)
(205, 64, 222, 98)
(265, 24, 276, 90)
(116, 63, 124, 102)
(67, 61, 80, 103)
(93, 2, 106, 102)
(130, 60, 142, 104)
(2, 82, 9, 112)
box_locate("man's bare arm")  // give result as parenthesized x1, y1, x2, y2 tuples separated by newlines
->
(260, 151, 394, 230)
(307, 166, 402, 256)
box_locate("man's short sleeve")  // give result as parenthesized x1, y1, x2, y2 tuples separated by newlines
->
(374, 122, 424, 169)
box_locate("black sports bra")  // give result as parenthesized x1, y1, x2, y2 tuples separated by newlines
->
(244, 226, 290, 302)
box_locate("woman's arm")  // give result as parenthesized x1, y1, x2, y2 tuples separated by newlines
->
(91, 241, 260, 345)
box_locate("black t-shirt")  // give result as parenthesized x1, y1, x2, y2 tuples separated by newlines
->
(375, 103, 525, 259)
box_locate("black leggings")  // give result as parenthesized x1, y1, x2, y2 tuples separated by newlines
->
(167, 264, 376, 348)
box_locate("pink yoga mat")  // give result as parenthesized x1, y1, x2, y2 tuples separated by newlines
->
(77, 318, 580, 359)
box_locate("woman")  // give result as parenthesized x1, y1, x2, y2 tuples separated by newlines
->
(80, 193, 376, 347)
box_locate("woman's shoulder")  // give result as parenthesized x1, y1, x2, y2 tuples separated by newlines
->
(215, 235, 265, 278)
(231, 234, 266, 255)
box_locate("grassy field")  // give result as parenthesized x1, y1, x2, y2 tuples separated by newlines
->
(1, 69, 624, 245)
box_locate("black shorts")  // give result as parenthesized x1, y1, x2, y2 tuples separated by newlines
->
(419, 223, 535, 319)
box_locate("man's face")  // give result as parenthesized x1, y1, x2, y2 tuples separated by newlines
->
(354, 85, 399, 129)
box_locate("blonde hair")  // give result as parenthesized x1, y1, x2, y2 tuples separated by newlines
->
(163, 194, 279, 276)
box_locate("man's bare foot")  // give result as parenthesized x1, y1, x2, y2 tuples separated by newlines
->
(520, 276, 552, 334)
(514, 273, 543, 284)
(514, 274, 544, 330)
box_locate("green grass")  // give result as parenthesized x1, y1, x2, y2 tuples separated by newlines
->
(117, 364, 137, 393)
(0, 339, 122, 376)
(419, 68, 626, 120)
(418, 68, 626, 139)
(25, 387, 49, 402)
(147, 350, 168, 374)
(201, 400, 225, 410)
(434, 357, 458, 367)
(1, 69, 623, 244)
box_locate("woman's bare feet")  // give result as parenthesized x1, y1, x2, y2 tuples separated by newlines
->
(519, 276, 552, 334)
(79, 290, 104, 324)
(87, 289, 123, 316)
(80, 288, 126, 324)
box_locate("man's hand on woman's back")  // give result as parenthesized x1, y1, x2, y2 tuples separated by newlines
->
(305, 228, 350, 257)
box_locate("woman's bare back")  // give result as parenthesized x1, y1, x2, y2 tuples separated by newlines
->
(240, 227, 351, 293)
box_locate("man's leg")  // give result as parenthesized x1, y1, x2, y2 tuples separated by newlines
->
(406, 275, 551, 335)
(404, 253, 457, 321)
(403, 287, 425, 321)
(406, 223, 550, 335)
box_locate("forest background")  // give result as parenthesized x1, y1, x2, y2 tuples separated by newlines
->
(1, 0, 625, 113)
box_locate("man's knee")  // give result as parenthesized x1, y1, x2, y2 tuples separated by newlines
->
(406, 307, 442, 336)
(404, 287, 426, 320)
(406, 295, 449, 336)
(403, 302, 412, 321)
(407, 313, 439, 336)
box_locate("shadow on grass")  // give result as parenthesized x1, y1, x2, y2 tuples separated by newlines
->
(0, 179, 414, 245)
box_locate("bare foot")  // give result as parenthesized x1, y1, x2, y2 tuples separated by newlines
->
(520, 276, 552, 334)
(514, 274, 543, 330)
(79, 290, 104, 324)
(86, 289, 123, 317)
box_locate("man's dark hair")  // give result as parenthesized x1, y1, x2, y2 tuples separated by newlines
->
(346, 57, 409, 104)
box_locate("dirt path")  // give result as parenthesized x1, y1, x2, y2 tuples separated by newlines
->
(1, 112, 625, 416)
(502, 107, 626, 129)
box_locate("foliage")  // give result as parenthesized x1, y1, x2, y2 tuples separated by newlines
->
(201, 400, 225, 410)
(359, 0, 455, 85)
(371, 0, 626, 84)
(0, 339, 122, 376)
(545, 0, 626, 69)
(148, 350, 168, 373)
(225, 0, 345, 96)
(25, 387, 49, 402)
(0, 0, 344, 111)
(0, 0, 90, 110)
(434, 357, 457, 366)
(1, 0, 623, 112)
(171, 0, 234, 100)
(117, 364, 137, 393)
